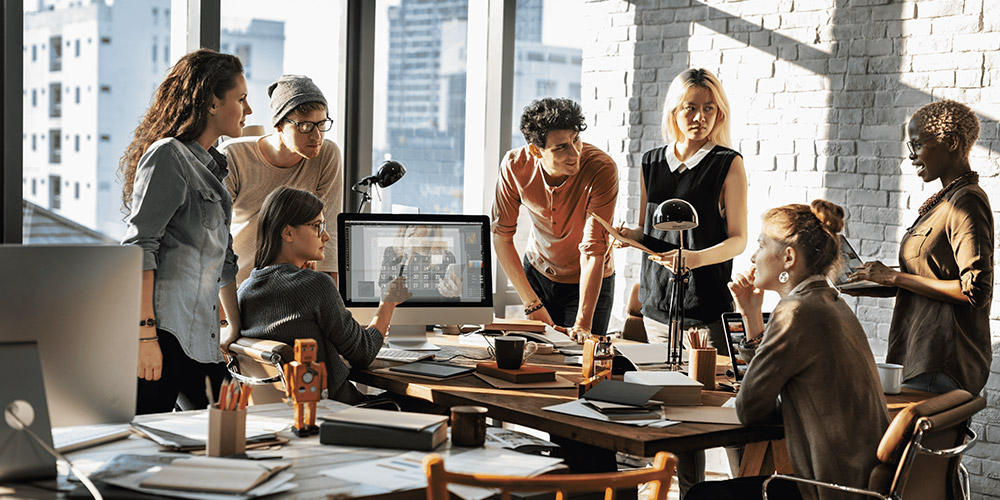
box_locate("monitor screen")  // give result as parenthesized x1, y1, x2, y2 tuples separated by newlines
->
(338, 213, 494, 348)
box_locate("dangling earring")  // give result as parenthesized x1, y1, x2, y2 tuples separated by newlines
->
(778, 271, 790, 283)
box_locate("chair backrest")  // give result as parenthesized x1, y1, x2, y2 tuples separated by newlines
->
(868, 389, 985, 500)
(423, 451, 677, 500)
(226, 338, 293, 404)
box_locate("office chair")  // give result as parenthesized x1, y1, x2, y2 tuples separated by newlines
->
(621, 283, 648, 343)
(225, 338, 293, 404)
(424, 451, 677, 500)
(763, 389, 985, 500)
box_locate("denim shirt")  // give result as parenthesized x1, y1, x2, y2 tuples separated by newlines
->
(122, 138, 238, 364)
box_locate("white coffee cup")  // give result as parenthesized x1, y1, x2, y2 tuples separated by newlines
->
(877, 363, 903, 395)
(531, 342, 555, 355)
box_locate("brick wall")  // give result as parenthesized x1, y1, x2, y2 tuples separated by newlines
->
(577, 0, 1000, 497)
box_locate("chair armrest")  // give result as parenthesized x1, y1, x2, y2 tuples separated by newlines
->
(230, 338, 292, 364)
(762, 474, 890, 500)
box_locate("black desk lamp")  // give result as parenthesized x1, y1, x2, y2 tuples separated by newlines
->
(353, 160, 406, 212)
(652, 198, 699, 369)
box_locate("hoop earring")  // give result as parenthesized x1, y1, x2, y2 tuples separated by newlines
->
(778, 271, 790, 283)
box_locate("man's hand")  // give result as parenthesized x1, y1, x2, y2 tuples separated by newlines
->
(383, 276, 414, 304)
(613, 223, 644, 249)
(568, 326, 592, 343)
(527, 305, 556, 327)
(138, 341, 163, 381)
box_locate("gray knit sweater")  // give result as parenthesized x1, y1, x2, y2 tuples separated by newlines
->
(238, 263, 383, 404)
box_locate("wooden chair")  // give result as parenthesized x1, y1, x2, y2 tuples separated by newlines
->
(763, 389, 985, 500)
(423, 451, 677, 500)
(225, 338, 293, 404)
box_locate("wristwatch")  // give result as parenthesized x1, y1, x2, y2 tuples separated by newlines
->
(139, 317, 158, 328)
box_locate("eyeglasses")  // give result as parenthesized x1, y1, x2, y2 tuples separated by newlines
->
(905, 139, 924, 156)
(302, 220, 327, 236)
(284, 117, 334, 134)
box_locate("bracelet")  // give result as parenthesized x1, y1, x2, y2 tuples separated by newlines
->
(220, 319, 229, 327)
(139, 317, 157, 328)
(139, 336, 159, 342)
(740, 335, 763, 349)
(524, 299, 543, 315)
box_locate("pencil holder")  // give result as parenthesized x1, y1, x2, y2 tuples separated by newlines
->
(689, 348, 717, 391)
(207, 406, 247, 457)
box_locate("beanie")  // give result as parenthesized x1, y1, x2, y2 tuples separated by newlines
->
(268, 75, 327, 128)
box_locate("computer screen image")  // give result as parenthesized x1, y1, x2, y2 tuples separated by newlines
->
(339, 213, 493, 350)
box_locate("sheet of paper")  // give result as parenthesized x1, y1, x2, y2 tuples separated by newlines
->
(322, 451, 429, 491)
(543, 399, 670, 427)
(614, 343, 669, 366)
(661, 406, 742, 425)
(588, 211, 658, 255)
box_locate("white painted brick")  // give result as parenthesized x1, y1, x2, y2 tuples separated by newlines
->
(917, 0, 965, 18)
(931, 14, 984, 35)
(911, 53, 959, 70)
(902, 18, 932, 37)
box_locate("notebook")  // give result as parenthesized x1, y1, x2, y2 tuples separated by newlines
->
(721, 312, 770, 382)
(388, 360, 474, 379)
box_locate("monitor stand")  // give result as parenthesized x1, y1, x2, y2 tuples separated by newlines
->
(386, 325, 441, 351)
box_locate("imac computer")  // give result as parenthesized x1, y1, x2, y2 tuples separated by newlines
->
(339, 213, 493, 350)
(0, 245, 140, 427)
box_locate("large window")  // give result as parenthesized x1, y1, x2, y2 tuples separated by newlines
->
(22, 0, 171, 243)
(370, 0, 470, 215)
(219, 0, 346, 142)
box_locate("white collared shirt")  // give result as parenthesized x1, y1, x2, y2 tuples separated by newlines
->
(665, 141, 716, 173)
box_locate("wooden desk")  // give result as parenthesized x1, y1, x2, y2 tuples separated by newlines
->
(352, 339, 935, 466)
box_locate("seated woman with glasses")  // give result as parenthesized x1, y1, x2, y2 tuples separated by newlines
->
(848, 100, 993, 396)
(220, 74, 343, 286)
(687, 200, 889, 500)
(226, 187, 411, 404)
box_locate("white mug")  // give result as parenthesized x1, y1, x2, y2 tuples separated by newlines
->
(877, 363, 903, 395)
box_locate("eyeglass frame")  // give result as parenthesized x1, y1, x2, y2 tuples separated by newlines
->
(301, 220, 327, 236)
(283, 117, 334, 134)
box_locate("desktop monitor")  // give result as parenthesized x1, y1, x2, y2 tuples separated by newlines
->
(0, 245, 140, 427)
(338, 213, 493, 350)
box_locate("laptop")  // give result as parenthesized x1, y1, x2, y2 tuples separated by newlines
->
(721, 312, 770, 382)
(834, 235, 884, 290)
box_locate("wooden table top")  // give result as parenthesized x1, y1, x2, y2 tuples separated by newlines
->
(352, 336, 933, 457)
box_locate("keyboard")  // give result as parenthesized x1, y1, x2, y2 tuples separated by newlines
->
(376, 347, 436, 363)
(52, 423, 132, 453)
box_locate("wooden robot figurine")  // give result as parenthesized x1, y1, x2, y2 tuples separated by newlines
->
(284, 338, 327, 436)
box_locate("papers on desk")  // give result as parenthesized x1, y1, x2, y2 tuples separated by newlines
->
(88, 454, 296, 500)
(543, 399, 676, 427)
(321, 448, 564, 500)
(132, 413, 288, 450)
(614, 343, 671, 370)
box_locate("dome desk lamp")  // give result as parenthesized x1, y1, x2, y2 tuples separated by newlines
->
(652, 198, 699, 370)
(353, 160, 406, 212)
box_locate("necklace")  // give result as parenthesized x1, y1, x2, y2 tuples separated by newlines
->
(917, 171, 977, 217)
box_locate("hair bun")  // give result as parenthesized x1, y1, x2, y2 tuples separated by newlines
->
(810, 199, 845, 234)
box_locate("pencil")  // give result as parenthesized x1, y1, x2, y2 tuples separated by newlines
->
(219, 380, 229, 411)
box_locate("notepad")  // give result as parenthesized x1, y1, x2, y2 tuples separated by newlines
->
(140, 456, 290, 494)
(388, 360, 474, 379)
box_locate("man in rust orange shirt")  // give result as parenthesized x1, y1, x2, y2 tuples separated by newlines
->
(491, 98, 618, 340)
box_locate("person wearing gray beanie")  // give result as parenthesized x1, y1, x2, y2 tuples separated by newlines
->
(220, 74, 343, 285)
(268, 75, 328, 128)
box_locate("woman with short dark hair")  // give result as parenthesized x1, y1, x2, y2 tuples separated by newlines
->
(849, 100, 994, 395)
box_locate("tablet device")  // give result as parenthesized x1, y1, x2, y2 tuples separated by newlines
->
(388, 361, 474, 379)
(721, 312, 770, 382)
(834, 235, 884, 290)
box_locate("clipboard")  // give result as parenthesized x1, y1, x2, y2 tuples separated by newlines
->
(587, 212, 659, 255)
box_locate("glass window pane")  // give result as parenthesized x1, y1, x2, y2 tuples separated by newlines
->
(371, 0, 470, 214)
(23, 1, 170, 244)
(219, 0, 346, 141)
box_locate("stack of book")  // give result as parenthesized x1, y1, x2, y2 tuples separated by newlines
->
(623, 370, 703, 405)
(475, 362, 556, 383)
(319, 406, 448, 451)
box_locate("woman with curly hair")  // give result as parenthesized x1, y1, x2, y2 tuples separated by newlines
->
(688, 200, 889, 500)
(850, 100, 994, 395)
(120, 49, 252, 414)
